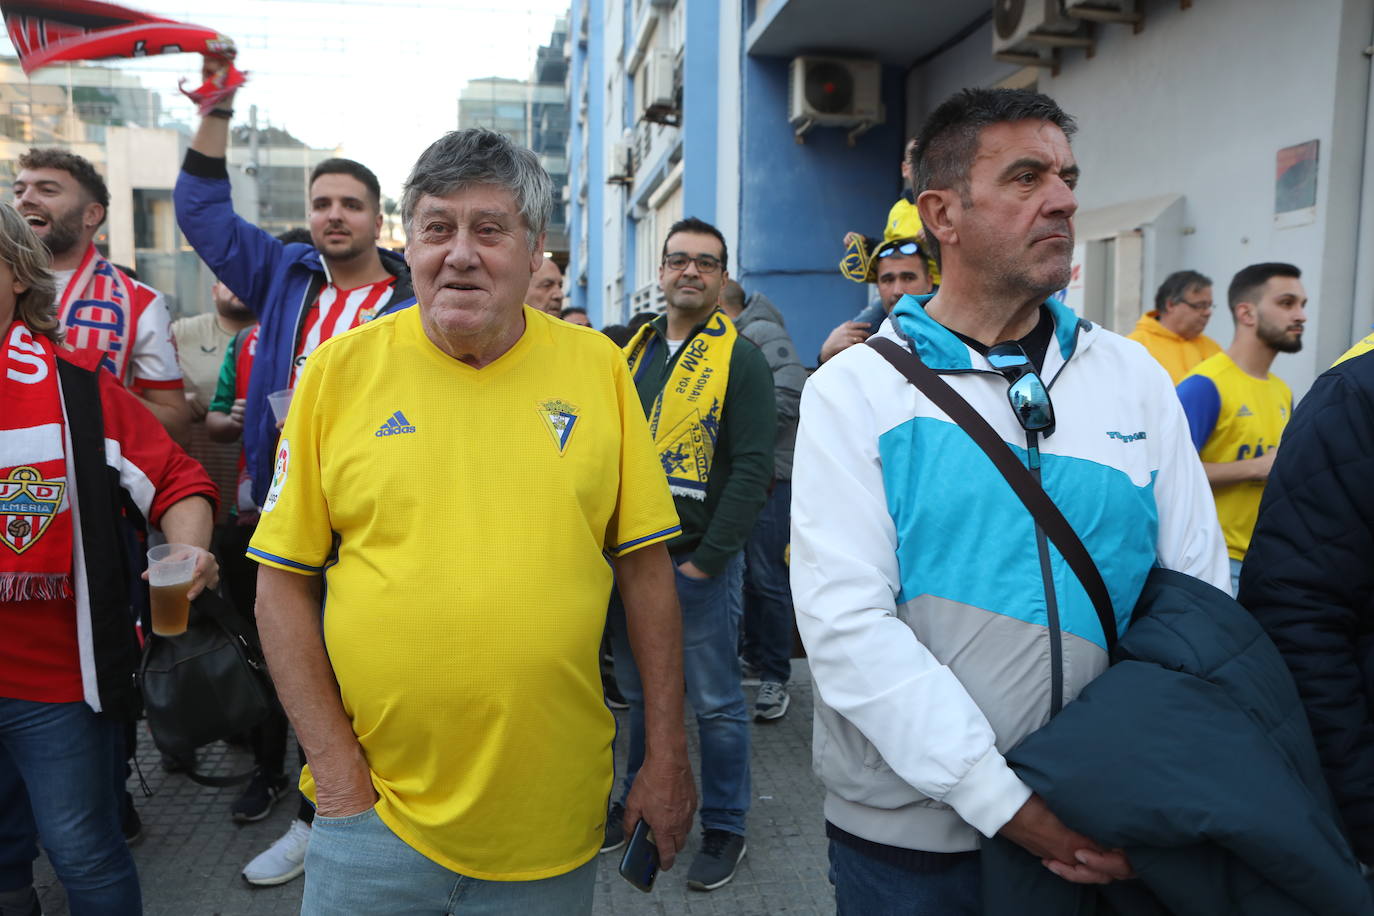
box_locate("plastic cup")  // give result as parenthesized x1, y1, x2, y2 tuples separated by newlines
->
(147, 543, 197, 637)
(267, 388, 294, 423)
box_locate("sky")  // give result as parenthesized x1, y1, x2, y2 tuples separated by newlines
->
(1, 0, 571, 196)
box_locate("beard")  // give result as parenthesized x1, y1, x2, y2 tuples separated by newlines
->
(1257, 318, 1303, 353)
(36, 206, 85, 258)
(217, 300, 254, 322)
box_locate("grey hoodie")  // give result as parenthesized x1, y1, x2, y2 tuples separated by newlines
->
(734, 292, 806, 480)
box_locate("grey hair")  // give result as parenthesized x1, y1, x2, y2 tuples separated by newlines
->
(401, 128, 553, 251)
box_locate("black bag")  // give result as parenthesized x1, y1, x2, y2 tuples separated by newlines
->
(139, 588, 275, 786)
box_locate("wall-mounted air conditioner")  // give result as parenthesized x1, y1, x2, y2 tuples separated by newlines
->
(641, 48, 676, 115)
(788, 56, 882, 128)
(605, 140, 631, 184)
(992, 0, 1085, 54)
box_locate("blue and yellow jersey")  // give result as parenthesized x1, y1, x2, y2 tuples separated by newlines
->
(1177, 352, 1292, 561)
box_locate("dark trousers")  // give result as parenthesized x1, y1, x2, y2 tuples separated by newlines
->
(742, 481, 795, 684)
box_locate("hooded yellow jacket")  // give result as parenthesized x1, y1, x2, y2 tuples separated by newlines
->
(1126, 312, 1222, 384)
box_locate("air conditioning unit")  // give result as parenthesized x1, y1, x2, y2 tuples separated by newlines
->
(605, 140, 631, 184)
(992, 0, 1082, 53)
(788, 56, 882, 129)
(637, 48, 676, 121)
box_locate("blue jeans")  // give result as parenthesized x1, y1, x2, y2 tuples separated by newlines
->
(301, 807, 595, 915)
(828, 839, 980, 916)
(609, 551, 750, 835)
(742, 481, 794, 685)
(1230, 557, 1243, 598)
(0, 699, 141, 915)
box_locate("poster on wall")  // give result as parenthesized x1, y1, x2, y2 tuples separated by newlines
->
(1275, 140, 1318, 229)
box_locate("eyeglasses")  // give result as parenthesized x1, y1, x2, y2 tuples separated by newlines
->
(986, 342, 1056, 437)
(662, 253, 723, 274)
(1174, 297, 1214, 312)
(875, 240, 923, 261)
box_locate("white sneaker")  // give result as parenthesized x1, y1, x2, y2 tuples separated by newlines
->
(241, 818, 311, 886)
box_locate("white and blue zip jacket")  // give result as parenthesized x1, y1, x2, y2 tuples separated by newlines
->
(791, 294, 1228, 854)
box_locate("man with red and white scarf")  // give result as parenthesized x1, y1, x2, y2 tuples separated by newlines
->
(13, 148, 191, 445)
(0, 204, 217, 915)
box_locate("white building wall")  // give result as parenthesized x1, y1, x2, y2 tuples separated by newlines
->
(908, 0, 1373, 397)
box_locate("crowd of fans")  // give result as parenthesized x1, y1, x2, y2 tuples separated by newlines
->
(2, 62, 1373, 916)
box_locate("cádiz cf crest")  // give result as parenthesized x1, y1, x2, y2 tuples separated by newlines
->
(0, 467, 65, 554)
(537, 398, 580, 455)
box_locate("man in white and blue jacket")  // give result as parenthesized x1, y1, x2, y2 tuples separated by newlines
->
(791, 87, 1229, 915)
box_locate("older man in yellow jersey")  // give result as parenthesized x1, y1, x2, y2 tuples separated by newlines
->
(248, 128, 696, 915)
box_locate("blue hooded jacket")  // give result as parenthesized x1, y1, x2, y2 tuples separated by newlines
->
(174, 150, 415, 505)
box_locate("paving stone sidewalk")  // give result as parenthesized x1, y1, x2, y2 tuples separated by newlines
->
(35, 660, 832, 915)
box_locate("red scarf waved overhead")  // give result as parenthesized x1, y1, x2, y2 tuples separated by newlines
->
(1, 0, 246, 113)
(0, 321, 73, 602)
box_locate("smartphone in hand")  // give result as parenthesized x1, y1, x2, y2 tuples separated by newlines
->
(618, 819, 660, 893)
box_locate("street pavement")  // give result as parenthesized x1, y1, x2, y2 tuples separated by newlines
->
(35, 660, 833, 915)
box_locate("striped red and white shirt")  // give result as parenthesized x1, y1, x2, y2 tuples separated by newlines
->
(291, 277, 396, 384)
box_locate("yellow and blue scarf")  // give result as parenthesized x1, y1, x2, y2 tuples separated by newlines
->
(625, 310, 736, 501)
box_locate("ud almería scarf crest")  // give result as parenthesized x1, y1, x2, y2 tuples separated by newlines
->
(0, 321, 72, 600)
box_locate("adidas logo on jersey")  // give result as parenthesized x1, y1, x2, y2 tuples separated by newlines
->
(1236, 404, 1254, 417)
(375, 411, 416, 437)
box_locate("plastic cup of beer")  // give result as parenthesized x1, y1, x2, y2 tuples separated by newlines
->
(147, 544, 197, 637)
(267, 388, 294, 423)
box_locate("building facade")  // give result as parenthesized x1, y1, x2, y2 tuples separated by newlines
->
(457, 17, 572, 256)
(566, 0, 1374, 397)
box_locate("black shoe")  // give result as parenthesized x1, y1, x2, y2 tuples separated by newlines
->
(231, 770, 288, 823)
(122, 797, 144, 846)
(600, 802, 626, 853)
(687, 829, 746, 891)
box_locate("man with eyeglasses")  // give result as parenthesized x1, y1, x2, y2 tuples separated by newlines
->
(1127, 270, 1223, 383)
(1177, 262, 1307, 595)
(819, 237, 933, 364)
(608, 217, 775, 891)
(791, 88, 1227, 914)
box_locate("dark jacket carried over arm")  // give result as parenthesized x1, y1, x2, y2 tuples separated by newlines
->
(1241, 350, 1374, 863)
(981, 569, 1372, 916)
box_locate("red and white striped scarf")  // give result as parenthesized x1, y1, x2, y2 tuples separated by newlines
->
(0, 321, 72, 601)
(57, 243, 136, 384)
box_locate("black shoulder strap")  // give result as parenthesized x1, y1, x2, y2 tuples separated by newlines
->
(867, 337, 1118, 655)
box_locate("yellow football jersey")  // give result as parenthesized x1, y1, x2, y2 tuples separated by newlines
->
(1177, 352, 1292, 561)
(248, 306, 679, 880)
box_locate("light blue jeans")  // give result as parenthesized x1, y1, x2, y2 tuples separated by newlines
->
(301, 808, 595, 915)
(1230, 557, 1243, 598)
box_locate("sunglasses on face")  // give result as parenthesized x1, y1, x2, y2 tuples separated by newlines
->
(986, 342, 1056, 437)
(875, 240, 923, 261)
(662, 253, 723, 274)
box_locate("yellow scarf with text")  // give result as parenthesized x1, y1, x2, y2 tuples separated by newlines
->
(624, 310, 736, 500)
